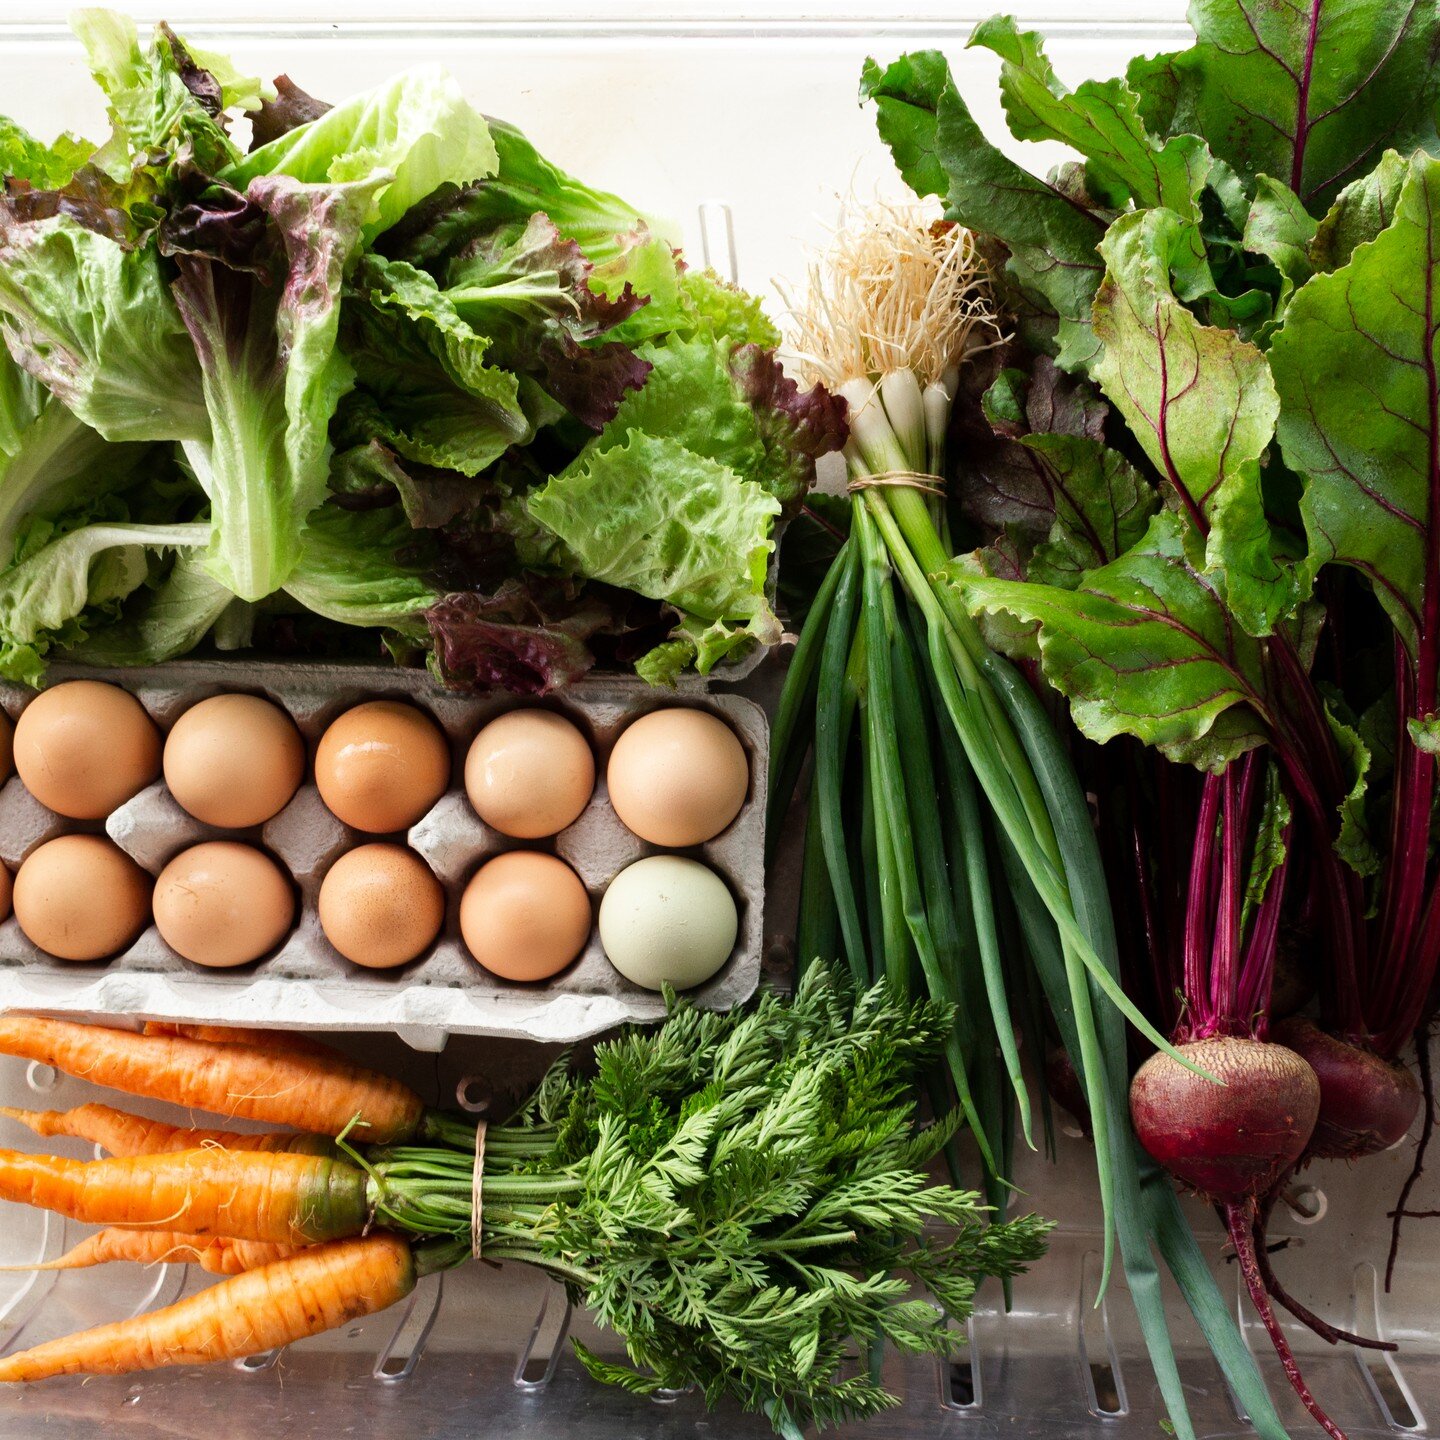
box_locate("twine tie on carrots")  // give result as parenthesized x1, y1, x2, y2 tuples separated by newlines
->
(847, 469, 946, 498)
(471, 1120, 488, 1258)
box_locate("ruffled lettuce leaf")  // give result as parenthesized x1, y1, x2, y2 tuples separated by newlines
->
(339, 253, 532, 475)
(426, 577, 620, 694)
(0, 514, 209, 683)
(62, 549, 235, 669)
(0, 216, 207, 442)
(0, 117, 93, 190)
(166, 170, 382, 600)
(283, 500, 436, 636)
(224, 65, 497, 239)
(527, 431, 781, 664)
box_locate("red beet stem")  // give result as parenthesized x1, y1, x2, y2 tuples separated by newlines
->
(1225, 1200, 1348, 1440)
(1251, 1196, 1395, 1352)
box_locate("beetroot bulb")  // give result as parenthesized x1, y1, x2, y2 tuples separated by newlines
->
(1130, 1036, 1349, 1439)
(1273, 1017, 1422, 1161)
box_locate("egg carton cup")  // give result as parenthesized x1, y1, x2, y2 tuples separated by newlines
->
(0, 661, 768, 1052)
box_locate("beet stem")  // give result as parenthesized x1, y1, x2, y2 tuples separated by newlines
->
(1386, 1022, 1435, 1290)
(1251, 1200, 1396, 1352)
(1224, 1199, 1349, 1440)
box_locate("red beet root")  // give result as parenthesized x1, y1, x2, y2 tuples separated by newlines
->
(1273, 1018, 1421, 1160)
(1131, 1038, 1346, 1440)
(1130, 1038, 1320, 1200)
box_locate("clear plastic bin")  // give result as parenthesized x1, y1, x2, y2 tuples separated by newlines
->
(0, 8, 1435, 1438)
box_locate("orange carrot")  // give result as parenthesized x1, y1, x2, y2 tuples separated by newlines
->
(0, 1234, 415, 1381)
(0, 1017, 423, 1142)
(6, 1229, 299, 1276)
(0, 1147, 368, 1244)
(0, 1103, 336, 1158)
(142, 1023, 341, 1061)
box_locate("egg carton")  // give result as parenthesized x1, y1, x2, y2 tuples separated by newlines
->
(0, 661, 767, 1052)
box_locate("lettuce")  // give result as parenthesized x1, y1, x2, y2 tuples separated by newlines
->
(224, 66, 497, 239)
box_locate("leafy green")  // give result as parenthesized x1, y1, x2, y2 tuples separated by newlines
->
(0, 217, 207, 443)
(225, 65, 497, 239)
(528, 431, 781, 663)
(283, 501, 436, 636)
(1271, 151, 1440, 656)
(1091, 207, 1292, 633)
(0, 517, 209, 683)
(963, 511, 1272, 770)
(1126, 0, 1440, 212)
(860, 52, 1109, 369)
(969, 17, 1211, 218)
(0, 117, 92, 190)
(371, 967, 1051, 1438)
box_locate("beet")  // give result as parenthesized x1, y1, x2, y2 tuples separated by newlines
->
(1273, 1017, 1421, 1160)
(1129, 1037, 1320, 1200)
(1130, 1038, 1345, 1440)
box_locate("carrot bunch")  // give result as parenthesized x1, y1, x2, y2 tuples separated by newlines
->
(0, 1019, 456, 1381)
(0, 974, 1052, 1440)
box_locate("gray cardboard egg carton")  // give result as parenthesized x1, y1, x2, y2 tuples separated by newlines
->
(0, 661, 767, 1052)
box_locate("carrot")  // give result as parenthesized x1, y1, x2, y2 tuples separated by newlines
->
(142, 1023, 342, 1061)
(0, 1147, 368, 1244)
(0, 1234, 415, 1381)
(5, 1229, 299, 1276)
(0, 1104, 336, 1158)
(0, 1017, 423, 1142)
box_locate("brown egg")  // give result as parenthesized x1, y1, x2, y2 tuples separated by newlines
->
(153, 842, 294, 967)
(315, 700, 450, 834)
(164, 693, 305, 828)
(0, 863, 10, 924)
(14, 681, 161, 819)
(319, 844, 445, 969)
(0, 709, 13, 785)
(13, 835, 151, 961)
(465, 710, 595, 839)
(606, 708, 749, 847)
(460, 850, 591, 982)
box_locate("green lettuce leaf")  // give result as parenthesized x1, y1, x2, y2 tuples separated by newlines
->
(0, 217, 207, 443)
(63, 550, 235, 668)
(0, 518, 209, 683)
(961, 510, 1272, 770)
(172, 172, 382, 600)
(225, 65, 497, 239)
(341, 253, 531, 475)
(527, 431, 781, 649)
(388, 116, 674, 265)
(70, 10, 241, 179)
(861, 51, 1109, 370)
(0, 117, 92, 189)
(969, 17, 1211, 219)
(1126, 0, 1440, 212)
(1271, 152, 1440, 656)
(283, 501, 436, 637)
(1091, 206, 1293, 634)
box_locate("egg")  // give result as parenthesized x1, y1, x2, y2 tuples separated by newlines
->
(315, 700, 451, 834)
(606, 708, 748, 847)
(319, 844, 445, 969)
(13, 835, 151, 961)
(153, 841, 294, 967)
(460, 850, 591, 982)
(465, 709, 595, 839)
(14, 680, 161, 820)
(598, 856, 737, 992)
(0, 864, 10, 923)
(0, 709, 13, 785)
(164, 693, 306, 829)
